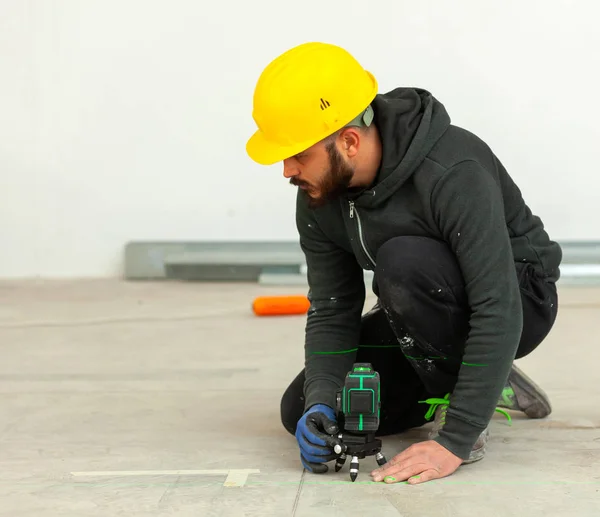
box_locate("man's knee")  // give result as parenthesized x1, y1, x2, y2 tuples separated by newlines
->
(376, 236, 455, 283)
(515, 278, 559, 358)
(374, 236, 463, 308)
(280, 370, 305, 436)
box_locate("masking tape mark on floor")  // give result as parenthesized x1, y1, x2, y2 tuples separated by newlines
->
(70, 469, 261, 487)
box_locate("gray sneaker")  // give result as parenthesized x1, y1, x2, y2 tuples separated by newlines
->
(497, 363, 552, 418)
(424, 394, 490, 464)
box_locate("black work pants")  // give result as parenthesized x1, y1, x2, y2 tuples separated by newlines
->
(280, 236, 558, 437)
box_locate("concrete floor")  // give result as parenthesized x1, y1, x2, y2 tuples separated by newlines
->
(1, 279, 599, 516)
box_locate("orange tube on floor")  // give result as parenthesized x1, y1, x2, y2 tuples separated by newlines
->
(252, 295, 311, 316)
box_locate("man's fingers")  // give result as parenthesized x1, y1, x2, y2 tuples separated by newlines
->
(317, 431, 341, 449)
(407, 468, 440, 484)
(372, 454, 430, 482)
(298, 431, 337, 465)
(300, 441, 337, 464)
(305, 415, 340, 447)
(321, 415, 339, 435)
(298, 432, 334, 457)
(301, 454, 329, 474)
(302, 451, 337, 464)
(371, 449, 412, 478)
(376, 463, 425, 483)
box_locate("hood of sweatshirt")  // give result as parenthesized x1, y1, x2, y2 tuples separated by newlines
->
(348, 87, 451, 208)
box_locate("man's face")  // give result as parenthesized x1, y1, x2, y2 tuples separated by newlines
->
(284, 140, 355, 209)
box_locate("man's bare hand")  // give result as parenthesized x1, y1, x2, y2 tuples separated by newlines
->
(370, 440, 463, 485)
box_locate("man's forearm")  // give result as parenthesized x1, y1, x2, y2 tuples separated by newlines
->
(303, 296, 364, 410)
(434, 300, 523, 459)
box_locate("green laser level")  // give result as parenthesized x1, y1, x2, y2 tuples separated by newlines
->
(336, 363, 381, 432)
(333, 363, 387, 482)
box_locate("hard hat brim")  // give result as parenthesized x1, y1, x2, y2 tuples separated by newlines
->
(246, 129, 313, 166)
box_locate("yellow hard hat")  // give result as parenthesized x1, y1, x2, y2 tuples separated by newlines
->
(246, 42, 378, 165)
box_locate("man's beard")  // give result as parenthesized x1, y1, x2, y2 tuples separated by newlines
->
(290, 142, 354, 209)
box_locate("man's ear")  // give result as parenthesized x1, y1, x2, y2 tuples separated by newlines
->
(340, 127, 361, 158)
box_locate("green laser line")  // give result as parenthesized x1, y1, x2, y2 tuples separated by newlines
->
(312, 348, 358, 354)
(311, 347, 486, 367)
(46, 478, 600, 488)
(248, 479, 600, 486)
(359, 345, 402, 348)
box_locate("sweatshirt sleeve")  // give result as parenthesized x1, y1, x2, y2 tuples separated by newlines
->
(295, 192, 366, 411)
(429, 159, 523, 460)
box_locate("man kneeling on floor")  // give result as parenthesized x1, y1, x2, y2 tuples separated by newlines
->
(246, 42, 562, 485)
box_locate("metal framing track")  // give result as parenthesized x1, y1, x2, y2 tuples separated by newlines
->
(123, 240, 600, 286)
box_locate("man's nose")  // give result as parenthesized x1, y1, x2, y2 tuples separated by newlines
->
(283, 159, 299, 179)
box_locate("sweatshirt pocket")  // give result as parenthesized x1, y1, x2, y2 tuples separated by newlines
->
(517, 262, 552, 305)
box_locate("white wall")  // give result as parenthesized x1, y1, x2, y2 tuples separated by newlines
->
(1, 0, 598, 278)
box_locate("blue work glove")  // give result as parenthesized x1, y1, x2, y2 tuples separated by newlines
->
(295, 404, 340, 473)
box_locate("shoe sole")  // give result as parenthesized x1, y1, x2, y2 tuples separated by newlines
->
(463, 428, 489, 464)
(508, 364, 552, 418)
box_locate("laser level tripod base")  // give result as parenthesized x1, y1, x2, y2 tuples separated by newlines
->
(333, 431, 387, 482)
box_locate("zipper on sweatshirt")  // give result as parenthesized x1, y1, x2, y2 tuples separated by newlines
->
(348, 200, 376, 268)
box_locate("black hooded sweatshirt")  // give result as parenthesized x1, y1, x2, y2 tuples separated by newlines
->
(295, 87, 562, 460)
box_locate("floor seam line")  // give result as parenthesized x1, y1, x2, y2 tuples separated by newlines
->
(291, 469, 305, 516)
